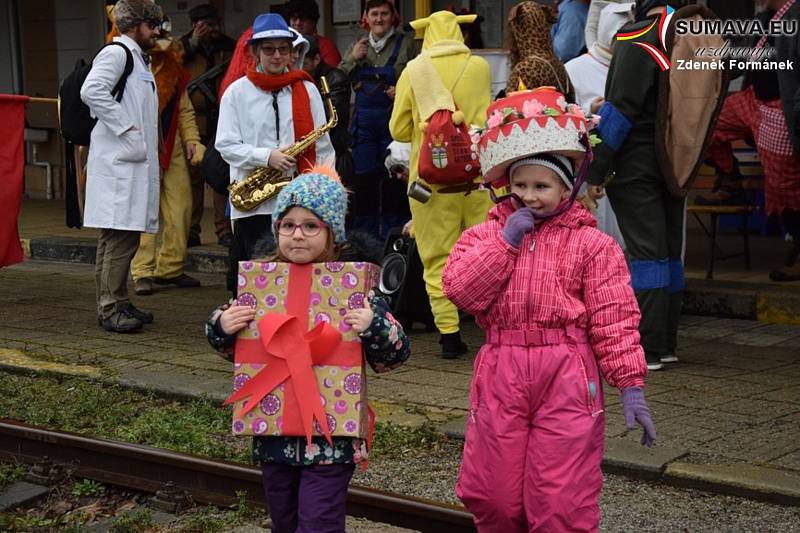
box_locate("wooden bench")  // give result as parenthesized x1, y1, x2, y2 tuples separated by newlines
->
(687, 204, 759, 279)
(689, 142, 765, 279)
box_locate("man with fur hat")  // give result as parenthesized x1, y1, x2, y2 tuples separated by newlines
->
(215, 13, 334, 266)
(81, 0, 163, 333)
(389, 10, 493, 358)
(179, 3, 237, 249)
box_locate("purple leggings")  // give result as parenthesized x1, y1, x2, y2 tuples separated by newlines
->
(261, 462, 355, 533)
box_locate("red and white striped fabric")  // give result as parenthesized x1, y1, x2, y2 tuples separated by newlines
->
(706, 86, 800, 214)
(442, 200, 647, 390)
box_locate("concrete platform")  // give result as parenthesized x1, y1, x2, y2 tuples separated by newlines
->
(1, 260, 799, 505)
(17, 199, 800, 325)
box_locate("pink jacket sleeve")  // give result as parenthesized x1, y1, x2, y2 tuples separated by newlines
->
(582, 236, 647, 390)
(442, 221, 517, 315)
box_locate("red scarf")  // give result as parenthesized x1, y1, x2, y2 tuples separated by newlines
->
(245, 67, 317, 173)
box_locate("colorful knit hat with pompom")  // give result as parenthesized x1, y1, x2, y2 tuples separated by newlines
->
(273, 166, 347, 243)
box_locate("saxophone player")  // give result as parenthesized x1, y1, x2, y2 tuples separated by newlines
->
(215, 12, 334, 261)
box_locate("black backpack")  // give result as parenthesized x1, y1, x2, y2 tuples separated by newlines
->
(59, 42, 134, 146)
(201, 131, 232, 196)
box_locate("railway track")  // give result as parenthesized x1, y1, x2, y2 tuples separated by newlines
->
(0, 420, 475, 532)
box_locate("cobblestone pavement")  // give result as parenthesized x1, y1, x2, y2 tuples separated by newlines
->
(1, 260, 799, 497)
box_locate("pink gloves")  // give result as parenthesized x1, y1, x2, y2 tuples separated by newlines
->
(622, 387, 657, 447)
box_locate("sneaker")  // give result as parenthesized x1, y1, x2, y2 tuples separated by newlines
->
(134, 277, 153, 296)
(646, 353, 664, 371)
(440, 332, 468, 359)
(118, 301, 154, 324)
(153, 274, 201, 288)
(660, 354, 679, 363)
(100, 308, 143, 333)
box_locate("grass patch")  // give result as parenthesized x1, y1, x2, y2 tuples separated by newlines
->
(0, 371, 452, 466)
(0, 461, 25, 489)
(371, 421, 448, 458)
(0, 372, 249, 463)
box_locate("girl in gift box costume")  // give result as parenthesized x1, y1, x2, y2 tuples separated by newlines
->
(442, 87, 656, 532)
(205, 168, 409, 533)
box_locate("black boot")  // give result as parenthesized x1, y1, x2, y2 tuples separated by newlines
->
(439, 332, 468, 359)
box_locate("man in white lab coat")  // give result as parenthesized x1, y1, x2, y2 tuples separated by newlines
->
(81, 0, 162, 333)
(215, 13, 333, 266)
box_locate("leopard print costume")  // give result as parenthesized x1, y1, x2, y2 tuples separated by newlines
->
(505, 1, 574, 101)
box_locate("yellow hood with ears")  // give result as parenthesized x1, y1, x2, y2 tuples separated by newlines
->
(410, 10, 476, 50)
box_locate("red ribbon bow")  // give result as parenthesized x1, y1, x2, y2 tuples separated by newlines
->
(224, 313, 362, 446)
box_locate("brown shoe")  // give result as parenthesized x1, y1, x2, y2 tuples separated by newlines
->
(134, 278, 153, 295)
(153, 273, 201, 288)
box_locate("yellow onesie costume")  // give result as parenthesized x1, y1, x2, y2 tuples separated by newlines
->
(389, 11, 493, 350)
(131, 39, 205, 286)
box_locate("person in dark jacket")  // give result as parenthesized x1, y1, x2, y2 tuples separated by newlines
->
(301, 34, 354, 191)
(586, 0, 687, 371)
(179, 3, 237, 249)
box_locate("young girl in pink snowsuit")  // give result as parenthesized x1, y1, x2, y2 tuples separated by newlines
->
(442, 87, 656, 532)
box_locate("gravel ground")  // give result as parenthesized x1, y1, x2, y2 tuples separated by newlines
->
(353, 439, 800, 532)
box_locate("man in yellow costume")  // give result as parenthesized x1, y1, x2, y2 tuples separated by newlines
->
(130, 29, 205, 295)
(389, 10, 493, 358)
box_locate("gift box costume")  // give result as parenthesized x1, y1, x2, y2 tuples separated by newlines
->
(206, 171, 410, 465)
(443, 87, 648, 531)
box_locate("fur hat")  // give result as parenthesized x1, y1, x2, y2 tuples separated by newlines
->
(273, 167, 348, 243)
(479, 86, 590, 187)
(112, 0, 163, 33)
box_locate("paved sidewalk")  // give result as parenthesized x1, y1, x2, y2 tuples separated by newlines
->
(1, 260, 799, 503)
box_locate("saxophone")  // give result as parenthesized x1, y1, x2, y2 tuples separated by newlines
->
(228, 76, 338, 211)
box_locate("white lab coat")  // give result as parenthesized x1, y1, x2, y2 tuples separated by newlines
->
(81, 35, 159, 233)
(215, 76, 335, 220)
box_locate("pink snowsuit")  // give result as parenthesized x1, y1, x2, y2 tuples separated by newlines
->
(442, 200, 647, 532)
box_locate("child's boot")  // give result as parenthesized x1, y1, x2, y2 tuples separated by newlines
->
(440, 332, 468, 359)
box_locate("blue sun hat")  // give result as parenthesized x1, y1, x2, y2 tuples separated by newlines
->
(273, 167, 348, 243)
(248, 13, 294, 44)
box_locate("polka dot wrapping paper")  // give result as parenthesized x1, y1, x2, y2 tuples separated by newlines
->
(229, 261, 380, 438)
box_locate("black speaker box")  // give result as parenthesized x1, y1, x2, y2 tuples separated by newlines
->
(377, 228, 435, 331)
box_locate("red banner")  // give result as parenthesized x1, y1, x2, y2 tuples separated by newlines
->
(0, 94, 28, 268)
